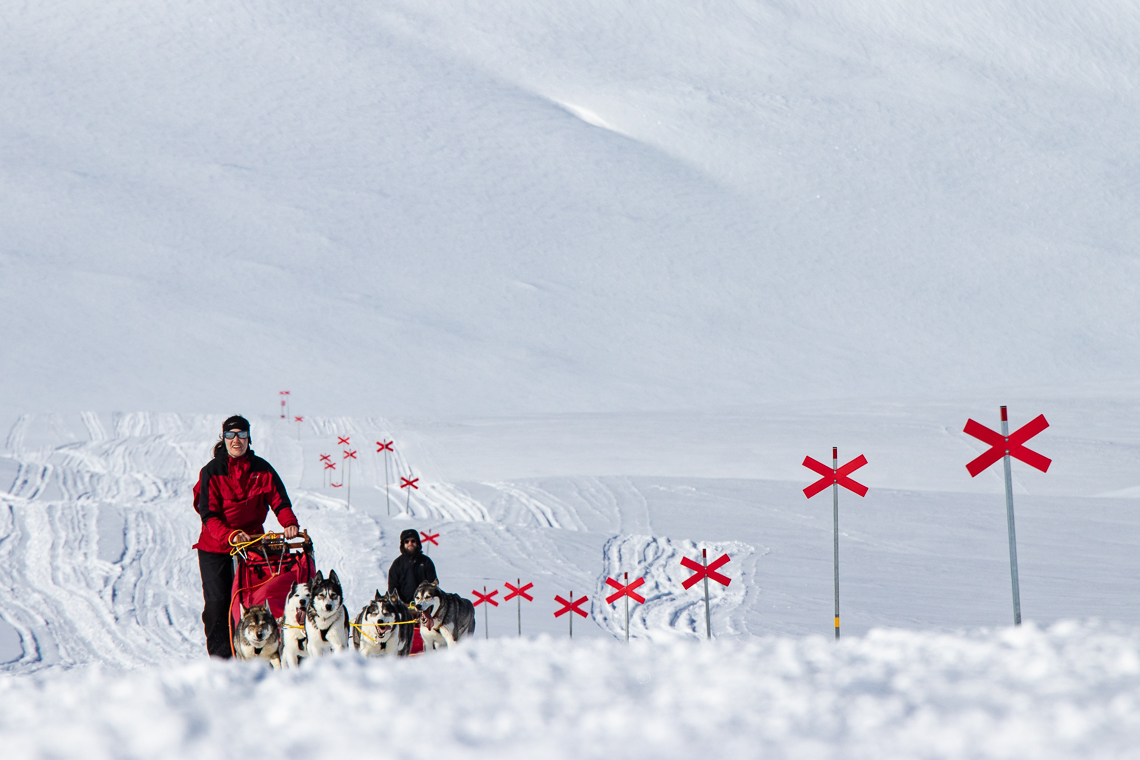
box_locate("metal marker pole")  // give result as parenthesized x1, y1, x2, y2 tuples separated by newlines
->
(1001, 406, 1023, 626)
(484, 585, 489, 640)
(346, 457, 351, 509)
(569, 591, 574, 640)
(384, 451, 391, 516)
(702, 549, 711, 640)
(517, 578, 522, 637)
(406, 483, 412, 515)
(624, 571, 630, 643)
(833, 446, 840, 640)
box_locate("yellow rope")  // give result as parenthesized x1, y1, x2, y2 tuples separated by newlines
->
(349, 620, 418, 644)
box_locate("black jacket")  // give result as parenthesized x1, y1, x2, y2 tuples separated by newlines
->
(388, 530, 438, 604)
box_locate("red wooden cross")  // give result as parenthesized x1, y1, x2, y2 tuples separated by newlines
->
(343, 450, 357, 460)
(419, 531, 439, 546)
(337, 436, 351, 446)
(400, 477, 419, 490)
(319, 454, 331, 463)
(376, 440, 394, 452)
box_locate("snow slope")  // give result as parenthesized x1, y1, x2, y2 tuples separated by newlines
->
(3, 0, 1140, 417)
(4, 1, 1140, 757)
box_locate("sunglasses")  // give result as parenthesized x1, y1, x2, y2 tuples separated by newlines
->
(223, 430, 250, 440)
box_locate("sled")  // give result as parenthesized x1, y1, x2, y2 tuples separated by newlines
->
(229, 531, 316, 635)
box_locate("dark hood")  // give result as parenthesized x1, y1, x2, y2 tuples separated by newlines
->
(399, 528, 422, 555)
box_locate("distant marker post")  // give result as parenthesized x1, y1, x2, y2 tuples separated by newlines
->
(504, 580, 534, 637)
(400, 477, 419, 515)
(803, 447, 868, 639)
(964, 406, 1051, 626)
(377, 440, 394, 515)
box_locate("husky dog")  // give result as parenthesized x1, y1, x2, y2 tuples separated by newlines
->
(305, 569, 350, 656)
(353, 589, 415, 657)
(232, 601, 282, 668)
(413, 580, 476, 650)
(278, 581, 310, 668)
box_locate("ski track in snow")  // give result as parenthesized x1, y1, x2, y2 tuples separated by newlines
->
(593, 535, 759, 641)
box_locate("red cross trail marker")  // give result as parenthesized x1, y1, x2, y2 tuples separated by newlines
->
(607, 573, 646, 642)
(419, 531, 439, 546)
(803, 447, 868, 639)
(320, 454, 331, 463)
(337, 436, 350, 446)
(279, 391, 290, 419)
(324, 462, 336, 470)
(554, 592, 589, 639)
(293, 416, 303, 441)
(340, 450, 357, 507)
(343, 450, 357, 460)
(963, 406, 1050, 626)
(504, 580, 534, 636)
(400, 476, 419, 516)
(802, 454, 869, 498)
(473, 586, 499, 639)
(376, 441, 394, 515)
(605, 576, 646, 605)
(964, 414, 1051, 478)
(682, 550, 731, 640)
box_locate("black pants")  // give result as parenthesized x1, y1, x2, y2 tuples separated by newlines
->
(198, 550, 236, 658)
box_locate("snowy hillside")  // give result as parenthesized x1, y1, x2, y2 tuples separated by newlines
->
(4, 0, 1140, 757)
(3, 0, 1140, 417)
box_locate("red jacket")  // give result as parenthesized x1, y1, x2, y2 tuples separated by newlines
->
(192, 451, 298, 554)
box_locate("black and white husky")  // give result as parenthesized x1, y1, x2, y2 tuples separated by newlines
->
(305, 569, 350, 656)
(278, 581, 310, 668)
(233, 601, 282, 668)
(413, 580, 476, 650)
(353, 589, 416, 657)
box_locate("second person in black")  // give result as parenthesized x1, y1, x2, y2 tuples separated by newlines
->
(388, 528, 438, 605)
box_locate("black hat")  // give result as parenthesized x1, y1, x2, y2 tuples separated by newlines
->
(400, 529, 421, 545)
(222, 415, 250, 432)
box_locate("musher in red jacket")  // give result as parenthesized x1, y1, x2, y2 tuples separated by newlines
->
(193, 415, 301, 658)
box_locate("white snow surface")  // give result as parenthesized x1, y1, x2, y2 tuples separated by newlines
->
(4, 0, 1140, 757)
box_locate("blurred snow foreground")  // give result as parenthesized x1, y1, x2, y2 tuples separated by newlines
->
(3, 622, 1140, 760)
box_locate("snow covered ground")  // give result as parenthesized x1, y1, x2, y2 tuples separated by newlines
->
(3, 0, 1140, 756)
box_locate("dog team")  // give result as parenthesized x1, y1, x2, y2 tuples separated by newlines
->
(232, 529, 477, 668)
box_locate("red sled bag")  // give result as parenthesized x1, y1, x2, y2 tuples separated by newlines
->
(230, 534, 316, 632)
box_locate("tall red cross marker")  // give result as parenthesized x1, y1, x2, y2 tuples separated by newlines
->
(607, 573, 645, 641)
(605, 576, 646, 604)
(324, 462, 336, 470)
(401, 476, 419, 516)
(681, 553, 731, 589)
(343, 450, 357, 460)
(504, 580, 534, 636)
(294, 416, 303, 423)
(337, 436, 350, 446)
(473, 586, 498, 639)
(803, 447, 867, 639)
(963, 406, 1050, 627)
(376, 441, 394, 515)
(419, 531, 439, 546)
(964, 413, 1051, 477)
(319, 454, 331, 463)
(802, 453, 869, 498)
(682, 550, 731, 640)
(504, 581, 534, 602)
(473, 588, 499, 607)
(554, 594, 589, 618)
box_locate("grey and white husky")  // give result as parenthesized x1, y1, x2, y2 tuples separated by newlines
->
(353, 589, 416, 657)
(413, 580, 476, 650)
(233, 601, 282, 668)
(305, 569, 350, 656)
(278, 581, 310, 668)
